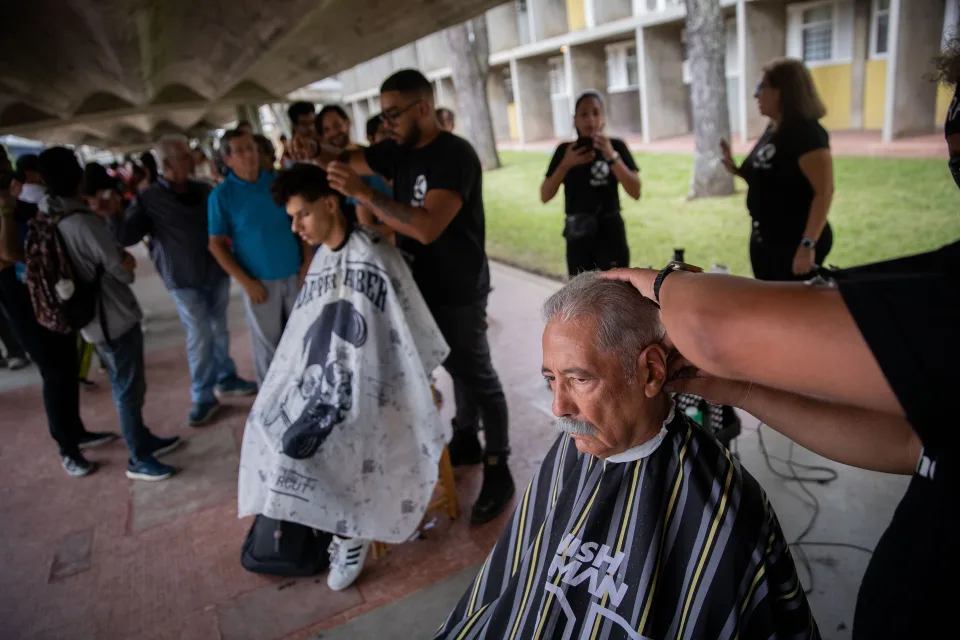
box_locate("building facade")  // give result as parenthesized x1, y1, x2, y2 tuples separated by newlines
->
(337, 0, 958, 145)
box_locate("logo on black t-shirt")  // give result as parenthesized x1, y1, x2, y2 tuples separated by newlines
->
(755, 143, 776, 170)
(412, 174, 427, 207)
(589, 160, 610, 186)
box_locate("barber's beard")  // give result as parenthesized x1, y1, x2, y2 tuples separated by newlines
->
(400, 122, 423, 149)
(555, 417, 599, 437)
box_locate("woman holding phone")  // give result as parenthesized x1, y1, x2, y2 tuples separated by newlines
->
(540, 90, 641, 277)
(721, 58, 835, 281)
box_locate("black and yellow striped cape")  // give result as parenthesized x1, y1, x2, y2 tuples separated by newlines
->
(435, 413, 819, 640)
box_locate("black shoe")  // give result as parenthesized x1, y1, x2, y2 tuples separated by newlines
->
(448, 427, 483, 467)
(77, 431, 119, 450)
(471, 457, 515, 525)
(61, 453, 98, 478)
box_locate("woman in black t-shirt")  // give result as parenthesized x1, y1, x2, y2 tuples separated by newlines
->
(540, 90, 641, 277)
(721, 58, 835, 281)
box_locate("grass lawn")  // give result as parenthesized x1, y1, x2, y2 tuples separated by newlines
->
(483, 150, 960, 277)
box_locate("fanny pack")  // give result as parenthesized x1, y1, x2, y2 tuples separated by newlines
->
(563, 213, 599, 241)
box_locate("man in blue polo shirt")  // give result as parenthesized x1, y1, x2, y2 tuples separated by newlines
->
(208, 130, 310, 384)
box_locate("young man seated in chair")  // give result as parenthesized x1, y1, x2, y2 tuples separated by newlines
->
(238, 164, 449, 591)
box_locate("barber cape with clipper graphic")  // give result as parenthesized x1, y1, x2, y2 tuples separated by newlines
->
(238, 228, 450, 544)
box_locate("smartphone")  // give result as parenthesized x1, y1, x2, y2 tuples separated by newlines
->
(574, 136, 594, 150)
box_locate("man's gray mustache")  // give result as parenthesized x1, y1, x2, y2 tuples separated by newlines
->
(555, 417, 598, 436)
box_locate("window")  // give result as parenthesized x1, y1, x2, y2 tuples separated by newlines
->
(606, 42, 639, 92)
(871, 0, 890, 57)
(548, 58, 567, 96)
(801, 4, 834, 62)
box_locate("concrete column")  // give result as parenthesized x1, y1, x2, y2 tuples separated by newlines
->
(884, 0, 946, 140)
(513, 57, 555, 143)
(639, 22, 688, 143)
(850, 0, 871, 130)
(738, 0, 786, 142)
(487, 68, 512, 141)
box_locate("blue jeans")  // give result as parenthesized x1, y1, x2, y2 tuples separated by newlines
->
(97, 325, 152, 462)
(169, 278, 238, 404)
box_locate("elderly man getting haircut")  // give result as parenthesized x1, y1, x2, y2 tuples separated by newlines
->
(435, 273, 819, 640)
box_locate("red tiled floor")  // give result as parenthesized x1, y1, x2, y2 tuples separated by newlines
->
(0, 262, 562, 640)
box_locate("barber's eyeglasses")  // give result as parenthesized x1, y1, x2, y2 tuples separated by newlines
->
(380, 100, 421, 125)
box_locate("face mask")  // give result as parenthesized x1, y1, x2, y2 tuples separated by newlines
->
(949, 156, 960, 191)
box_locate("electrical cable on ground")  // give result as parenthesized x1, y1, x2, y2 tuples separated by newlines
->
(755, 424, 873, 596)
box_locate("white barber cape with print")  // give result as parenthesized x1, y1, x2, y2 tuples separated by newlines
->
(238, 227, 450, 544)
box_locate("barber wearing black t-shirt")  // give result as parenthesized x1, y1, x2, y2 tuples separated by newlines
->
(322, 69, 515, 525)
(722, 58, 834, 281)
(541, 90, 641, 277)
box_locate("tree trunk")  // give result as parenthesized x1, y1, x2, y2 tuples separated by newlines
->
(685, 0, 734, 198)
(444, 17, 501, 170)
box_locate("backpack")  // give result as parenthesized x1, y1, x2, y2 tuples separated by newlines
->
(240, 514, 332, 577)
(23, 213, 104, 337)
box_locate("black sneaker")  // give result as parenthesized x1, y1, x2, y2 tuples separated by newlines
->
(77, 431, 119, 450)
(145, 435, 183, 459)
(61, 453, 98, 478)
(471, 457, 516, 525)
(448, 426, 483, 467)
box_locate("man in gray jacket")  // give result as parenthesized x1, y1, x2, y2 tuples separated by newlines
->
(38, 147, 180, 481)
(111, 136, 256, 427)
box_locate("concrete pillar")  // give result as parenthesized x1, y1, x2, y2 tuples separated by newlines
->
(639, 23, 688, 143)
(512, 58, 555, 144)
(737, 0, 786, 142)
(487, 68, 512, 141)
(884, 0, 946, 140)
(849, 0, 871, 130)
(350, 102, 364, 144)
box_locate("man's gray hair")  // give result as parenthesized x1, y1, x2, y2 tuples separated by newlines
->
(154, 134, 188, 169)
(542, 272, 665, 375)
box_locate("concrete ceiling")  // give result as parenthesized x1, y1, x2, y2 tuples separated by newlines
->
(0, 0, 500, 150)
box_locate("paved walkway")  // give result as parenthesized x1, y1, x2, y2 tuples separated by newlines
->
(499, 130, 947, 158)
(0, 250, 909, 639)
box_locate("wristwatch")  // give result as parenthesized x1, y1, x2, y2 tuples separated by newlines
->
(606, 152, 621, 166)
(653, 261, 704, 303)
(800, 237, 817, 249)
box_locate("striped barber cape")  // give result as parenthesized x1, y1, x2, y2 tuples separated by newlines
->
(435, 411, 819, 640)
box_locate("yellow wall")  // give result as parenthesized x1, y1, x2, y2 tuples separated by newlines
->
(809, 63, 853, 131)
(936, 82, 954, 125)
(507, 103, 519, 141)
(566, 0, 585, 31)
(862, 59, 887, 130)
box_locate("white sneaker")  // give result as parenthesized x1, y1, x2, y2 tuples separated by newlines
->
(326, 535, 370, 591)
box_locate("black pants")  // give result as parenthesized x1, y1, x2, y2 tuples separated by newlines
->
(0, 267, 86, 458)
(0, 303, 26, 359)
(565, 213, 630, 277)
(430, 295, 509, 456)
(749, 222, 834, 282)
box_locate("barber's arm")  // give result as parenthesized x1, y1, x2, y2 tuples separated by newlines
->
(665, 372, 920, 475)
(316, 144, 374, 175)
(794, 149, 834, 275)
(327, 161, 461, 245)
(601, 268, 902, 417)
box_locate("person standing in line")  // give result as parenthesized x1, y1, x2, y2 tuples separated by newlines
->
(110, 135, 256, 426)
(254, 135, 277, 173)
(321, 69, 515, 524)
(37, 147, 180, 480)
(2, 175, 118, 477)
(720, 58, 835, 281)
(436, 107, 455, 133)
(316, 105, 358, 152)
(285, 101, 318, 166)
(208, 130, 311, 384)
(540, 90, 641, 277)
